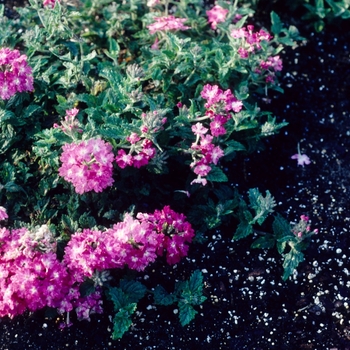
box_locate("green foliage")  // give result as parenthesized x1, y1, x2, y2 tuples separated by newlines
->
(153, 270, 207, 326)
(251, 214, 317, 280)
(107, 279, 147, 339)
(232, 188, 276, 240)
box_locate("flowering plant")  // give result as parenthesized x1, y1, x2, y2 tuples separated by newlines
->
(0, 0, 310, 340)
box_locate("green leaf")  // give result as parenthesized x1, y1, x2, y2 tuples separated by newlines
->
(111, 303, 137, 339)
(272, 214, 292, 241)
(0, 109, 15, 123)
(248, 188, 276, 225)
(79, 279, 95, 297)
(78, 212, 97, 228)
(282, 249, 304, 281)
(178, 301, 197, 326)
(251, 233, 275, 249)
(233, 220, 253, 240)
(119, 280, 147, 303)
(108, 286, 128, 311)
(270, 11, 283, 35)
(188, 270, 204, 296)
(206, 166, 228, 183)
(61, 214, 79, 233)
(153, 285, 177, 306)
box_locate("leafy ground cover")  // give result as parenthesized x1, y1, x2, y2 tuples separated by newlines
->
(0, 0, 350, 349)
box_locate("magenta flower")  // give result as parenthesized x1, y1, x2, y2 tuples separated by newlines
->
(137, 206, 195, 265)
(0, 207, 8, 221)
(59, 138, 115, 194)
(43, 0, 60, 7)
(206, 5, 229, 30)
(0, 48, 33, 100)
(147, 16, 191, 34)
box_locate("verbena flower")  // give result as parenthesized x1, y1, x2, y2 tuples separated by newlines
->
(59, 138, 115, 194)
(53, 108, 83, 139)
(291, 153, 311, 167)
(0, 227, 73, 318)
(0, 207, 8, 221)
(147, 16, 191, 34)
(0, 47, 34, 100)
(291, 143, 311, 167)
(137, 206, 195, 265)
(206, 5, 229, 30)
(43, 0, 60, 8)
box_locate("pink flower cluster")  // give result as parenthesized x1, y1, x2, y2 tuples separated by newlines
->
(0, 224, 104, 322)
(231, 25, 273, 59)
(0, 226, 69, 318)
(137, 206, 195, 265)
(206, 5, 229, 30)
(63, 214, 161, 280)
(200, 83, 243, 115)
(292, 215, 318, 240)
(53, 107, 83, 138)
(59, 138, 115, 194)
(116, 111, 166, 169)
(0, 205, 194, 321)
(255, 55, 283, 83)
(115, 134, 156, 169)
(187, 84, 243, 185)
(0, 48, 34, 100)
(43, 0, 60, 7)
(65, 206, 194, 276)
(147, 16, 191, 35)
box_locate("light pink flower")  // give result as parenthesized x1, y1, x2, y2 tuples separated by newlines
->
(230, 28, 247, 39)
(147, 0, 159, 7)
(206, 5, 229, 30)
(0, 206, 8, 221)
(192, 122, 208, 136)
(147, 16, 191, 34)
(291, 153, 311, 167)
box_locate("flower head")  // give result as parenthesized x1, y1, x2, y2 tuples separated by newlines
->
(147, 16, 191, 35)
(59, 138, 115, 194)
(0, 206, 8, 221)
(291, 143, 311, 167)
(206, 5, 229, 30)
(0, 48, 33, 100)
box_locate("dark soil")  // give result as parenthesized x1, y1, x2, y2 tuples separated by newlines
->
(1, 1, 350, 349)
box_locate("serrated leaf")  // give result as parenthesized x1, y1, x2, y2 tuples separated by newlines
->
(233, 220, 253, 240)
(153, 285, 177, 306)
(61, 214, 78, 233)
(111, 303, 137, 339)
(206, 166, 228, 182)
(178, 301, 197, 326)
(0, 109, 15, 123)
(22, 104, 41, 119)
(251, 234, 275, 249)
(188, 270, 204, 295)
(248, 188, 276, 225)
(119, 280, 147, 303)
(282, 249, 304, 281)
(108, 287, 128, 311)
(79, 279, 95, 297)
(272, 214, 292, 240)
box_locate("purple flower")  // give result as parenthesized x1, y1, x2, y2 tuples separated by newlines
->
(291, 153, 311, 167)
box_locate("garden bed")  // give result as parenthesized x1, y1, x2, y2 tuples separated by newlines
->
(0, 1, 350, 349)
